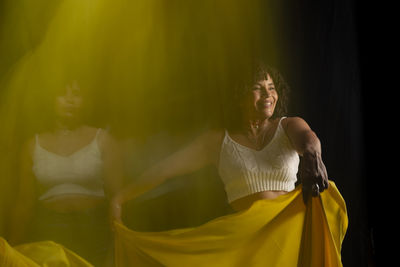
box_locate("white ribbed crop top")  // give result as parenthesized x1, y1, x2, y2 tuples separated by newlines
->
(218, 117, 300, 203)
(33, 129, 105, 201)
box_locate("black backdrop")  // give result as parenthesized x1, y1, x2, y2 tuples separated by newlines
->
(265, 1, 371, 266)
(271, 1, 372, 266)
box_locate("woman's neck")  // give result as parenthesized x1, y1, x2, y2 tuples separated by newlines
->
(241, 115, 272, 136)
(237, 116, 276, 150)
(54, 118, 82, 134)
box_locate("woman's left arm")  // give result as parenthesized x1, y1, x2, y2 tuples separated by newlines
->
(97, 130, 124, 263)
(282, 117, 329, 201)
(99, 131, 125, 200)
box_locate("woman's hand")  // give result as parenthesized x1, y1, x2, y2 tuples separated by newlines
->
(299, 151, 329, 204)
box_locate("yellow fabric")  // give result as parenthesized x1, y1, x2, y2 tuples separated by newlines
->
(0, 181, 347, 266)
(0, 238, 93, 267)
(114, 181, 347, 267)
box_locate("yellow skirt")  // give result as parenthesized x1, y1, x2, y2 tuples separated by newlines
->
(0, 238, 93, 267)
(114, 181, 347, 267)
(1, 181, 347, 266)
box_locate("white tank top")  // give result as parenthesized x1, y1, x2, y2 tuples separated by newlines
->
(218, 117, 299, 203)
(33, 129, 105, 200)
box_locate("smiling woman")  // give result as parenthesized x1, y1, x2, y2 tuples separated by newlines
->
(110, 61, 346, 266)
(242, 77, 278, 129)
(229, 62, 290, 127)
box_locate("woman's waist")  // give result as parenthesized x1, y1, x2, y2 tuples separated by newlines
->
(39, 193, 106, 213)
(230, 190, 289, 211)
(222, 173, 297, 203)
(39, 182, 104, 199)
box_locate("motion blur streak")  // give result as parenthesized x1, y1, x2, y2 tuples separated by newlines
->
(0, 0, 279, 242)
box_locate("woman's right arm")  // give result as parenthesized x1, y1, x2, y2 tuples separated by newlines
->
(111, 129, 224, 223)
(8, 138, 37, 245)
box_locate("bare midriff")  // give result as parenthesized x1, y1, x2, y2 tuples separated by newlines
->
(230, 190, 288, 211)
(40, 194, 106, 213)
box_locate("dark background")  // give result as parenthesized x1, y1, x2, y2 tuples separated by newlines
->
(274, 1, 371, 265)
(263, 1, 380, 266)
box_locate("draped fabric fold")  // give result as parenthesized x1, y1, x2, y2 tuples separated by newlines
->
(0, 238, 93, 266)
(114, 181, 347, 267)
(1, 181, 346, 266)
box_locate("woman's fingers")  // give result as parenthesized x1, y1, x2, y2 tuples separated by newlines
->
(299, 153, 331, 204)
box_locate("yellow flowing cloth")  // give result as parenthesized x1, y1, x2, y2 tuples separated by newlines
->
(114, 181, 347, 267)
(0, 238, 93, 267)
(0, 181, 346, 266)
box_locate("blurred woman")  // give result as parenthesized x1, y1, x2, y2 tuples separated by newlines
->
(8, 80, 124, 267)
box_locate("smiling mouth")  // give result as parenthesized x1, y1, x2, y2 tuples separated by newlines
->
(259, 101, 273, 108)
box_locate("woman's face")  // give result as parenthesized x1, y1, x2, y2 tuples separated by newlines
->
(54, 81, 84, 120)
(241, 74, 278, 119)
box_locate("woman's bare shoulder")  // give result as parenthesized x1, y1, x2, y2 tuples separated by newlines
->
(91, 127, 119, 153)
(202, 129, 225, 164)
(281, 116, 307, 123)
(202, 128, 225, 147)
(281, 116, 310, 131)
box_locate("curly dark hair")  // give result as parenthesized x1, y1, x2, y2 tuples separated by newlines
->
(224, 61, 291, 130)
